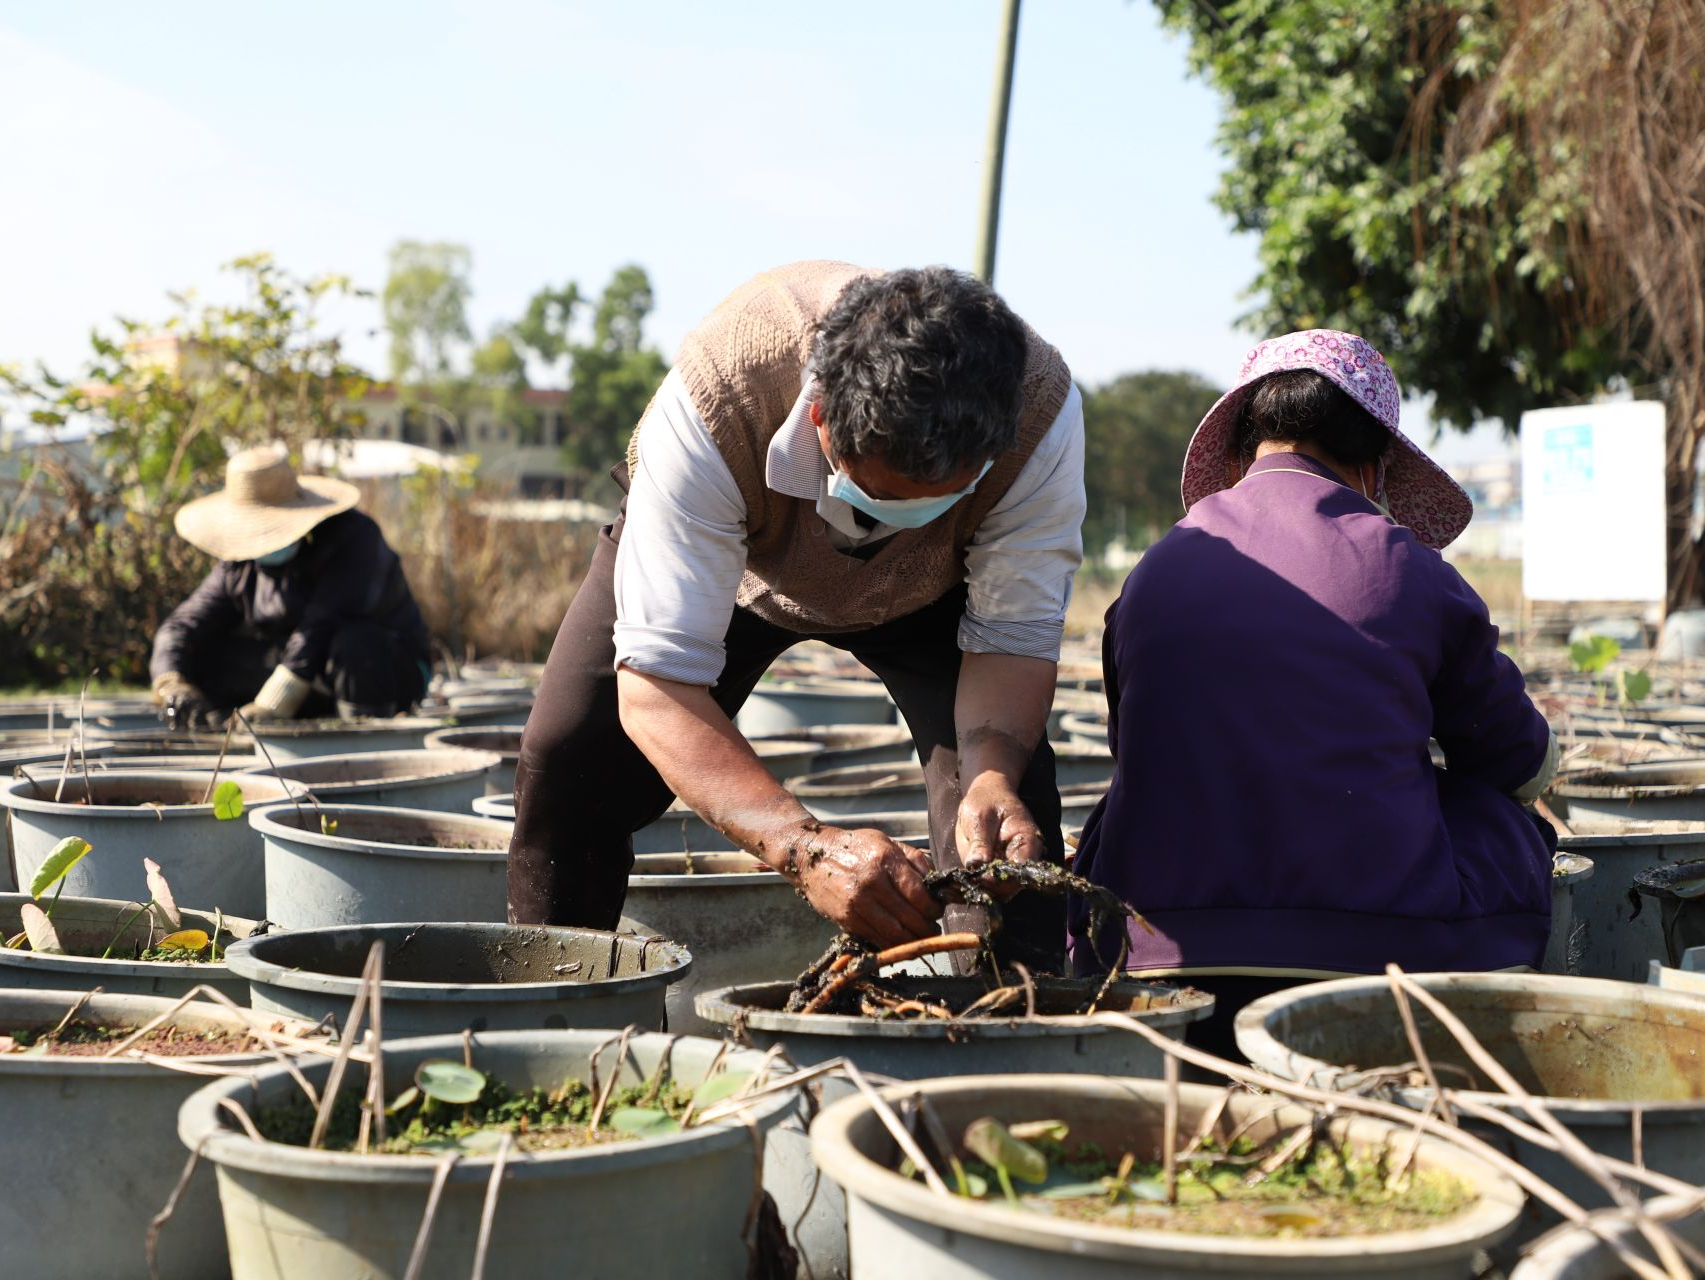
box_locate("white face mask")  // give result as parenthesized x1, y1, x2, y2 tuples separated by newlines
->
(825, 459, 993, 529)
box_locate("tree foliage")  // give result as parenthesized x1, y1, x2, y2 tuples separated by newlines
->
(1155, 0, 1634, 432)
(512, 265, 668, 472)
(382, 240, 473, 384)
(1082, 371, 1223, 556)
(1161, 0, 1705, 605)
(0, 255, 368, 684)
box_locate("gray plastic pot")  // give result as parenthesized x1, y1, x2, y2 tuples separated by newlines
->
(1542, 853, 1595, 975)
(1236, 973, 1705, 1237)
(697, 973, 1211, 1079)
(1555, 820, 1705, 980)
(25, 752, 263, 773)
(1, 741, 115, 772)
(749, 725, 916, 772)
(179, 1028, 800, 1279)
(0, 696, 159, 734)
(471, 792, 515, 820)
(1057, 710, 1108, 748)
(227, 921, 691, 1037)
(698, 974, 1212, 1280)
(424, 724, 524, 795)
(1510, 1192, 1705, 1278)
(1047, 688, 1106, 739)
(0, 989, 316, 1280)
(632, 806, 933, 856)
(734, 679, 897, 737)
(751, 737, 825, 780)
(241, 747, 502, 813)
(811, 1073, 1523, 1280)
(1551, 761, 1705, 823)
(252, 804, 512, 928)
(790, 759, 1110, 819)
(619, 852, 838, 1036)
(0, 892, 258, 1002)
(2, 744, 115, 891)
(248, 716, 451, 761)
(3, 770, 303, 919)
(444, 692, 534, 725)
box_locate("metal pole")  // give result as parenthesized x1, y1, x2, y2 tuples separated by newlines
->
(973, 0, 1022, 284)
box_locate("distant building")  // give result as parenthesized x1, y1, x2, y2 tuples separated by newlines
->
(1442, 455, 1523, 562)
(346, 386, 578, 497)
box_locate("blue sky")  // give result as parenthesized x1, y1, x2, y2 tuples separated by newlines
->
(0, 1, 1505, 461)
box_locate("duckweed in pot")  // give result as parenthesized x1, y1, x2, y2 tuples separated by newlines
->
(255, 1055, 721, 1155)
(919, 1118, 1477, 1239)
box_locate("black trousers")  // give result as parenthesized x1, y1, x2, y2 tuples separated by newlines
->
(507, 511, 1067, 971)
(182, 621, 426, 718)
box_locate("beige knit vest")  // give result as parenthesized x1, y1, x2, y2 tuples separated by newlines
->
(627, 260, 1072, 634)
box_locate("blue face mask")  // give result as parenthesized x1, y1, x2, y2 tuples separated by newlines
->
(825, 459, 993, 530)
(254, 540, 301, 568)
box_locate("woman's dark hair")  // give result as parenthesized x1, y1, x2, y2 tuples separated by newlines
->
(1235, 370, 1390, 467)
(812, 267, 1028, 483)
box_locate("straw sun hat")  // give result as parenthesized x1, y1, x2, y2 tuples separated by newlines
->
(1180, 329, 1473, 550)
(174, 446, 359, 562)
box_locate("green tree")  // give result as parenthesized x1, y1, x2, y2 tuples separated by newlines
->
(382, 240, 472, 384)
(1160, 0, 1705, 605)
(1156, 0, 1632, 435)
(1082, 371, 1223, 557)
(560, 265, 669, 471)
(0, 255, 369, 683)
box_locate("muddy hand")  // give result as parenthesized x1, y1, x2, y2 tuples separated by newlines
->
(790, 824, 941, 949)
(956, 774, 1046, 900)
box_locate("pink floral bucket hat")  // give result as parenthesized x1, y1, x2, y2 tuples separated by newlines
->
(1180, 329, 1473, 550)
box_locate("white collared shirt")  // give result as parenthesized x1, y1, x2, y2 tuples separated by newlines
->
(613, 368, 1085, 685)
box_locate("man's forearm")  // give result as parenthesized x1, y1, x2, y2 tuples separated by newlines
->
(616, 666, 817, 872)
(955, 651, 1056, 784)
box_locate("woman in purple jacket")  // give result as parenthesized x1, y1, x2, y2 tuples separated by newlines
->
(1069, 330, 1557, 1054)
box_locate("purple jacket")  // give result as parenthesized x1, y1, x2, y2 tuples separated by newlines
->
(1069, 452, 1553, 975)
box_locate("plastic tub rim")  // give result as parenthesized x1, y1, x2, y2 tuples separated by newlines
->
(226, 921, 691, 1004)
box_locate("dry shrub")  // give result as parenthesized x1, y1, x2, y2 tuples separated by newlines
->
(360, 472, 597, 665)
(0, 451, 206, 686)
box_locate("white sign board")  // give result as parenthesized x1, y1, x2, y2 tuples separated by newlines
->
(1520, 401, 1666, 602)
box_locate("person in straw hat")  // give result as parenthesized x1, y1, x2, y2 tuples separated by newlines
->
(149, 445, 432, 727)
(1067, 329, 1559, 1057)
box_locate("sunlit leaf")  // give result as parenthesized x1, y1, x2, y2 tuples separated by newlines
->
(454, 1129, 510, 1154)
(1008, 1120, 1068, 1143)
(690, 1071, 753, 1109)
(415, 1059, 486, 1105)
(156, 929, 210, 953)
(29, 837, 91, 899)
(1039, 1180, 1114, 1200)
(609, 1107, 681, 1138)
(144, 858, 182, 931)
(963, 1118, 1048, 1185)
(211, 781, 245, 821)
(386, 1085, 420, 1114)
(1569, 635, 1620, 674)
(20, 903, 64, 954)
(1619, 669, 1653, 705)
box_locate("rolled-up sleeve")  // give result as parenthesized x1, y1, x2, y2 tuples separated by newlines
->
(1429, 558, 1553, 796)
(959, 382, 1086, 660)
(612, 369, 749, 686)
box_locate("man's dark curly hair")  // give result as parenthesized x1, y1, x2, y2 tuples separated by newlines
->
(811, 267, 1028, 484)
